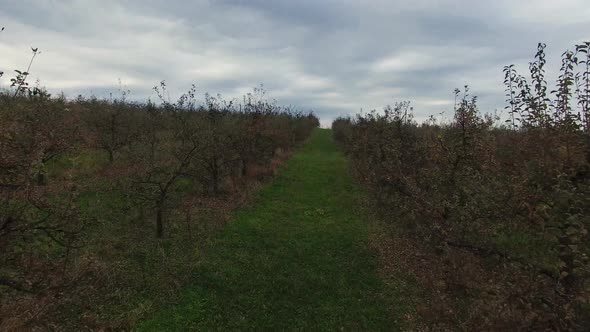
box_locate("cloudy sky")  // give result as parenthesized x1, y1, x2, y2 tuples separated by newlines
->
(1, 0, 589, 125)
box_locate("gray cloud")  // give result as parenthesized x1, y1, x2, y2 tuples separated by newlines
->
(1, 0, 589, 126)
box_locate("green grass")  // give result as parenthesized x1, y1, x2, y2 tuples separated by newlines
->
(136, 129, 403, 331)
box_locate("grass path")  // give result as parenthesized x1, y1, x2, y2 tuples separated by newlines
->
(138, 129, 397, 331)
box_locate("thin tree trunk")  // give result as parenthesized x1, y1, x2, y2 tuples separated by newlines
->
(185, 210, 193, 241)
(156, 204, 164, 238)
(62, 243, 71, 278)
(241, 158, 248, 177)
(211, 159, 219, 194)
(36, 169, 46, 185)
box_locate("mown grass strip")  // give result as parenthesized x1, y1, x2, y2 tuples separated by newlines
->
(137, 129, 403, 331)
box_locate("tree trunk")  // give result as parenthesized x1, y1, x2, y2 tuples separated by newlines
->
(139, 205, 145, 223)
(241, 158, 248, 177)
(211, 159, 219, 194)
(36, 171, 46, 186)
(185, 210, 193, 241)
(156, 204, 164, 238)
(108, 149, 114, 163)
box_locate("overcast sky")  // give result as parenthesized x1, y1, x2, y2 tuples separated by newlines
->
(1, 0, 589, 126)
